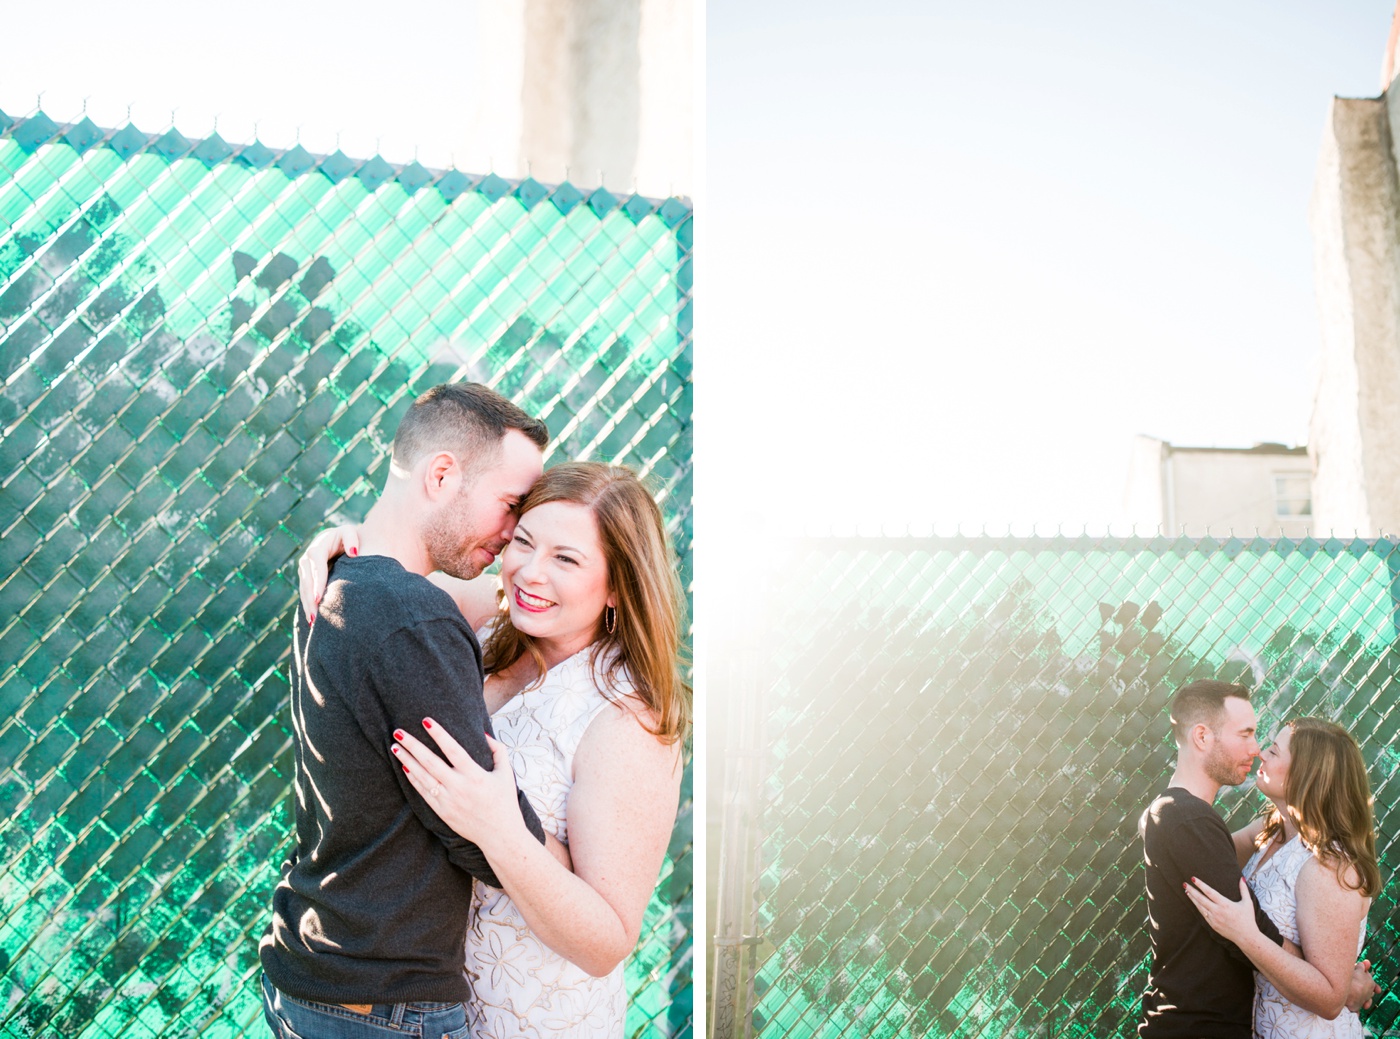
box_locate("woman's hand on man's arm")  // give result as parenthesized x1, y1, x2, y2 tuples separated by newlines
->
(1187, 864, 1367, 1019)
(394, 702, 682, 977)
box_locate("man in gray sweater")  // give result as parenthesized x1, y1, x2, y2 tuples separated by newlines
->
(259, 383, 548, 1039)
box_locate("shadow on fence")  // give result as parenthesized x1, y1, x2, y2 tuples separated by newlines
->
(713, 535, 1400, 1039)
(0, 110, 692, 1039)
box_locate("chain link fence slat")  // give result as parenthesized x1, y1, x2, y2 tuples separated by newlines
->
(0, 110, 692, 1039)
(714, 535, 1400, 1038)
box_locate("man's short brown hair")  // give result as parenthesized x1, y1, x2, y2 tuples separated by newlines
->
(391, 383, 548, 477)
(1168, 679, 1251, 744)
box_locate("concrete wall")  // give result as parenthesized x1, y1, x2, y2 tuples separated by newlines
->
(1308, 94, 1400, 535)
(467, 0, 692, 195)
(1124, 437, 1313, 537)
(1168, 449, 1313, 538)
(1124, 435, 1167, 531)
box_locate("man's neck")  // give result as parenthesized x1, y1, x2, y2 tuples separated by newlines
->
(356, 499, 433, 576)
(1167, 765, 1221, 805)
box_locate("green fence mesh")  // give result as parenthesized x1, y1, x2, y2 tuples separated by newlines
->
(0, 110, 692, 1039)
(713, 535, 1400, 1038)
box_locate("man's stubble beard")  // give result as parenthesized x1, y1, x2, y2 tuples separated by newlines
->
(422, 490, 489, 580)
(1203, 742, 1246, 788)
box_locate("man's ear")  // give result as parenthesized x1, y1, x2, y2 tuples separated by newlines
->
(1190, 722, 1212, 753)
(422, 452, 459, 500)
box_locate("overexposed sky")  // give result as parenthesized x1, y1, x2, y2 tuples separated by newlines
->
(4, 2, 1395, 533)
(0, 0, 484, 168)
(707, 0, 1396, 533)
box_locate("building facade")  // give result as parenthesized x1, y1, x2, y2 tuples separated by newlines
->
(1308, 9, 1400, 537)
(470, 0, 693, 195)
(1125, 436, 1313, 537)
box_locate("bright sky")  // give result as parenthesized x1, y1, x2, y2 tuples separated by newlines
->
(706, 0, 1397, 534)
(3, 2, 1395, 535)
(0, 0, 485, 168)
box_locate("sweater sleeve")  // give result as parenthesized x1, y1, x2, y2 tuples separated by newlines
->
(1164, 808, 1283, 955)
(366, 620, 546, 885)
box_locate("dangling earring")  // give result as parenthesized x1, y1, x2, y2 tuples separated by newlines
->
(605, 605, 617, 634)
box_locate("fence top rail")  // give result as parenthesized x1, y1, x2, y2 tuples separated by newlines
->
(785, 533, 1400, 557)
(0, 109, 693, 215)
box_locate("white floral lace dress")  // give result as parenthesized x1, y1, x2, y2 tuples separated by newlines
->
(1243, 834, 1365, 1039)
(463, 642, 632, 1039)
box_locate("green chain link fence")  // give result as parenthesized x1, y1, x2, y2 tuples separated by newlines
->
(713, 535, 1400, 1038)
(0, 110, 692, 1039)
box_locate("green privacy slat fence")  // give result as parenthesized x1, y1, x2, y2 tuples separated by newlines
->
(0, 110, 692, 1039)
(714, 536, 1400, 1039)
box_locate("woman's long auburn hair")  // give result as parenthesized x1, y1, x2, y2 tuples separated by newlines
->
(1257, 717, 1380, 898)
(480, 461, 691, 744)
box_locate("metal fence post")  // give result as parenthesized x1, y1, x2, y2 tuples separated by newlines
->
(711, 641, 764, 1039)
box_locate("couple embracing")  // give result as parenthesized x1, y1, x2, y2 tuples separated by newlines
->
(258, 382, 688, 1039)
(1139, 679, 1381, 1038)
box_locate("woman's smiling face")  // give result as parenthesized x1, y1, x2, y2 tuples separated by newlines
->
(500, 500, 613, 657)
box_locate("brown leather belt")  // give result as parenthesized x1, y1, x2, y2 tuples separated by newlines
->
(339, 1004, 373, 1015)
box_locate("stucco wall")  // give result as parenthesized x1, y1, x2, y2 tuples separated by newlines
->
(1124, 438, 1312, 537)
(1123, 435, 1167, 532)
(1309, 94, 1400, 535)
(1167, 450, 1313, 538)
(468, 0, 691, 194)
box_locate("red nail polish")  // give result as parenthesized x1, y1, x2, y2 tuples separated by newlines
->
(394, 730, 405, 741)
(423, 718, 433, 729)
(390, 745, 399, 755)
(309, 614, 316, 624)
(403, 766, 410, 774)
(349, 547, 358, 556)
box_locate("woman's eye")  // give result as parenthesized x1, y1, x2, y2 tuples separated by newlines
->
(513, 535, 530, 546)
(556, 555, 577, 565)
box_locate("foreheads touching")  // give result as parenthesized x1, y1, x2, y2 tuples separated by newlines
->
(390, 383, 547, 579)
(1168, 680, 1253, 747)
(391, 382, 548, 485)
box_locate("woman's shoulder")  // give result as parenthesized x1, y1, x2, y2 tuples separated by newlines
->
(1298, 848, 1369, 907)
(577, 694, 683, 780)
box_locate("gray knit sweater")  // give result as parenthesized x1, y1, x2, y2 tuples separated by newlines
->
(259, 554, 545, 1004)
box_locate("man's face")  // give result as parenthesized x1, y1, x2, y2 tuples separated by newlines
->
(1202, 696, 1262, 788)
(423, 430, 544, 579)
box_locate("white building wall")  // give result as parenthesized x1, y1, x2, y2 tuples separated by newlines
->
(1124, 437, 1313, 538)
(1167, 451, 1313, 539)
(464, 0, 691, 195)
(1124, 435, 1167, 532)
(1308, 93, 1400, 535)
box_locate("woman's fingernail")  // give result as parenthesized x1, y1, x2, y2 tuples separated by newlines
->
(309, 614, 316, 624)
(349, 547, 357, 556)
(403, 766, 410, 775)
(394, 730, 405, 741)
(423, 718, 433, 729)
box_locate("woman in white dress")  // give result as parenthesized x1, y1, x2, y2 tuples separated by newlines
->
(299, 462, 688, 1039)
(1186, 718, 1380, 1038)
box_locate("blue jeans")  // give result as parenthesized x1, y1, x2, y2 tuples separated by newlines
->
(260, 973, 470, 1039)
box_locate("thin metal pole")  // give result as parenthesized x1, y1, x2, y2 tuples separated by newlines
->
(711, 644, 760, 1038)
(711, 548, 770, 1039)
